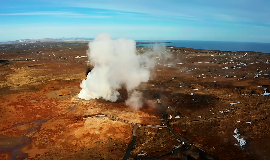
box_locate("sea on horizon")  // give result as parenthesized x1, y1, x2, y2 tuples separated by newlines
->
(136, 40, 270, 53)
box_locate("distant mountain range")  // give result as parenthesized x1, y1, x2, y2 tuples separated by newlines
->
(3, 37, 94, 43)
(2, 38, 171, 44)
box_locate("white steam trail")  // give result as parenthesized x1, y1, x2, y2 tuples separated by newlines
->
(78, 33, 168, 109)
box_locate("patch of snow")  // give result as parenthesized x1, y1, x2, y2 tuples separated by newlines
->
(233, 128, 246, 148)
(262, 88, 270, 96)
(156, 99, 161, 104)
(137, 152, 147, 156)
(230, 102, 241, 106)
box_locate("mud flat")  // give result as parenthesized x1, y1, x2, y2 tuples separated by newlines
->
(0, 42, 270, 160)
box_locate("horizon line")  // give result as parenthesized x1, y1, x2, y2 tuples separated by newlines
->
(2, 38, 270, 44)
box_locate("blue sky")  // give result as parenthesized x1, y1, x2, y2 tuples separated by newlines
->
(1, 0, 270, 42)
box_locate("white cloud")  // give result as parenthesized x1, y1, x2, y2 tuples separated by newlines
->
(0, 11, 84, 16)
(49, 0, 270, 25)
(67, 15, 111, 18)
(0, 11, 112, 19)
(52, 0, 196, 19)
(1, 24, 177, 32)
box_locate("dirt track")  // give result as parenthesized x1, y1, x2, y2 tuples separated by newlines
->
(0, 42, 270, 159)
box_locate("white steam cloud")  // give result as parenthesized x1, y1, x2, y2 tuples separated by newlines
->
(78, 33, 168, 109)
(125, 91, 143, 110)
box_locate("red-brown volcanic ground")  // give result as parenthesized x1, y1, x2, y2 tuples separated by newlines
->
(0, 42, 270, 160)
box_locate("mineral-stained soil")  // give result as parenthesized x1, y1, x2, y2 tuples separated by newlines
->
(0, 42, 270, 160)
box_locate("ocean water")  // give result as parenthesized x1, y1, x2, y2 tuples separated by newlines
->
(136, 40, 270, 53)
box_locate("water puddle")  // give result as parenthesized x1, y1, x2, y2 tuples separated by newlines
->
(0, 119, 50, 159)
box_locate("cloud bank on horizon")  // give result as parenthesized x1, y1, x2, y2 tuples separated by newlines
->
(1, 0, 270, 42)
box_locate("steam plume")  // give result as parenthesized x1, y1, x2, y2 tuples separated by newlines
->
(78, 33, 168, 109)
(125, 91, 143, 110)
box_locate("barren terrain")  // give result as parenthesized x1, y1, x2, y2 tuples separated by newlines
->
(0, 42, 270, 159)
